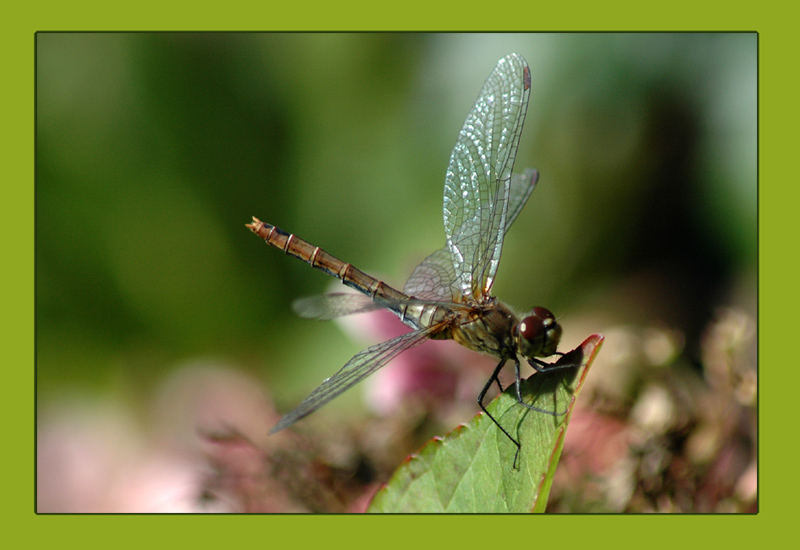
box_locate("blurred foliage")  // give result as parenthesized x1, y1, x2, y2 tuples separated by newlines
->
(36, 33, 756, 512)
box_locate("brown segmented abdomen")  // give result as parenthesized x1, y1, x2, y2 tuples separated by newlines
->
(246, 217, 450, 330)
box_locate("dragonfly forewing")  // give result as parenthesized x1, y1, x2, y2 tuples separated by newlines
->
(442, 53, 532, 300)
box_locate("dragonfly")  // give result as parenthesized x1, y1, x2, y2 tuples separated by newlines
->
(247, 53, 571, 461)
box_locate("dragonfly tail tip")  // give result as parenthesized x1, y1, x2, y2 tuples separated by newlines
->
(246, 216, 263, 232)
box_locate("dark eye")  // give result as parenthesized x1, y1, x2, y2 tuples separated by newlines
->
(517, 307, 561, 358)
(520, 307, 555, 338)
(519, 313, 545, 341)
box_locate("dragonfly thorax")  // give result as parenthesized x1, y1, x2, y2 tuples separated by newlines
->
(451, 300, 517, 357)
(515, 306, 562, 359)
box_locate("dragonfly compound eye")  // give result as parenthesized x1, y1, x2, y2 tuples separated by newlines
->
(518, 307, 562, 358)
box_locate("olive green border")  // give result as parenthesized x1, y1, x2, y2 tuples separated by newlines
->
(8, 1, 786, 547)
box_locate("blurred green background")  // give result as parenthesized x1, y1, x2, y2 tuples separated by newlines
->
(36, 33, 756, 512)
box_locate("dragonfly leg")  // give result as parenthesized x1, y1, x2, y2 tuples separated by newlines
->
(528, 356, 580, 374)
(478, 358, 521, 469)
(514, 359, 562, 416)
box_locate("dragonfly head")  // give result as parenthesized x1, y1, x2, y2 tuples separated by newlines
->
(516, 306, 562, 358)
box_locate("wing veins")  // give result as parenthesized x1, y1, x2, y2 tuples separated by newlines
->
(270, 324, 445, 433)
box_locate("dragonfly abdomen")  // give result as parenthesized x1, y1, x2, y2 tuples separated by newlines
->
(247, 217, 438, 326)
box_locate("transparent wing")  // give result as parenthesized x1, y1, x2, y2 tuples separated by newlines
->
(403, 247, 460, 302)
(403, 168, 538, 302)
(442, 53, 531, 300)
(269, 324, 444, 433)
(293, 293, 384, 320)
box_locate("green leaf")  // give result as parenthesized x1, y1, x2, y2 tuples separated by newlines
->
(367, 334, 604, 513)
